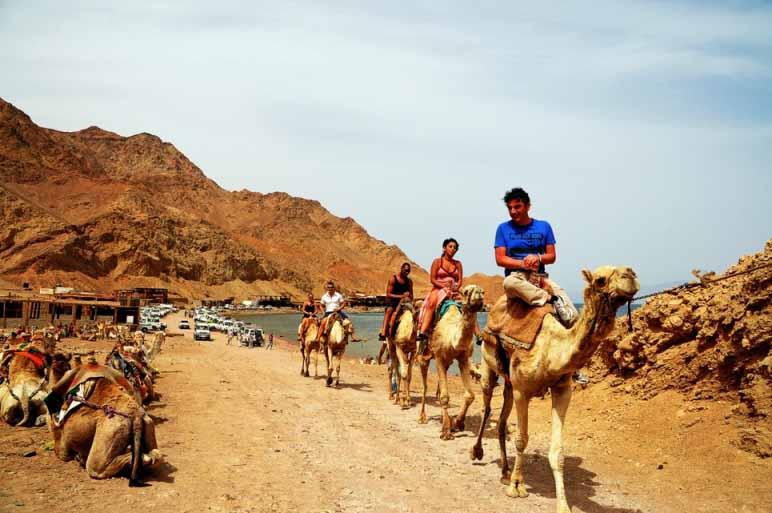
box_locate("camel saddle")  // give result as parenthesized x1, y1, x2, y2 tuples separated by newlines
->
(47, 363, 140, 410)
(0, 341, 50, 377)
(482, 294, 553, 350)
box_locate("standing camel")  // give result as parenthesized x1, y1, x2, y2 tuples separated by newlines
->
(386, 301, 417, 408)
(418, 284, 484, 439)
(300, 320, 322, 377)
(470, 266, 639, 513)
(322, 313, 354, 387)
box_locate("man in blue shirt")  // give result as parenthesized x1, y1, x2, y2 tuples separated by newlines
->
(494, 187, 577, 326)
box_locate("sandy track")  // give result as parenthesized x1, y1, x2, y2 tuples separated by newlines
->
(1, 312, 770, 513)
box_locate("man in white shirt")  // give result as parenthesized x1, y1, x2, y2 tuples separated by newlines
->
(315, 281, 354, 342)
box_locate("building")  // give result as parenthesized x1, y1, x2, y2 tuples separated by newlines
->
(0, 287, 140, 330)
(115, 287, 169, 306)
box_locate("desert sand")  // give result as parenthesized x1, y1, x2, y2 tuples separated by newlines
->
(1, 310, 771, 513)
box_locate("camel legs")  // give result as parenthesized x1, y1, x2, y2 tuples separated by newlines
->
(386, 340, 398, 402)
(85, 425, 133, 479)
(549, 382, 572, 513)
(498, 382, 514, 482)
(313, 345, 320, 377)
(452, 357, 475, 432)
(332, 348, 343, 387)
(299, 340, 307, 376)
(395, 345, 412, 409)
(470, 361, 497, 462)
(506, 390, 530, 499)
(404, 349, 414, 409)
(436, 359, 453, 440)
(325, 343, 333, 387)
(417, 359, 429, 424)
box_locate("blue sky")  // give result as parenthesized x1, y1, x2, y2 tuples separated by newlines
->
(2, 1, 771, 298)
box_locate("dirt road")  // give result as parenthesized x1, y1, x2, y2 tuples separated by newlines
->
(2, 312, 770, 513)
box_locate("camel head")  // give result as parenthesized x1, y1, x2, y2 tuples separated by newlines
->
(460, 284, 485, 313)
(48, 352, 73, 385)
(581, 266, 640, 311)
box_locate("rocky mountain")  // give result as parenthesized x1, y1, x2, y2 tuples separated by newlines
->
(591, 239, 772, 457)
(0, 97, 432, 299)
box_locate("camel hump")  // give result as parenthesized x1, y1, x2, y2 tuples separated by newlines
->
(484, 294, 553, 347)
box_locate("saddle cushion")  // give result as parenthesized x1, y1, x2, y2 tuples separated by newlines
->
(484, 294, 553, 347)
(436, 299, 460, 322)
(50, 363, 140, 405)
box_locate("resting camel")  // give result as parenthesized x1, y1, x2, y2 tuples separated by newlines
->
(322, 313, 354, 387)
(0, 332, 55, 426)
(300, 320, 322, 377)
(417, 284, 485, 439)
(46, 355, 163, 485)
(386, 300, 417, 408)
(470, 266, 639, 513)
(106, 344, 156, 404)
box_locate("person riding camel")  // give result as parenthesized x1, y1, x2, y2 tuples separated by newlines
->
(377, 262, 414, 364)
(297, 292, 320, 342)
(315, 281, 355, 343)
(494, 187, 586, 383)
(417, 238, 464, 354)
(494, 187, 577, 325)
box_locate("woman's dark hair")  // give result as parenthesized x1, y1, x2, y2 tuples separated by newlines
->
(503, 187, 530, 205)
(401, 262, 411, 270)
(442, 238, 459, 249)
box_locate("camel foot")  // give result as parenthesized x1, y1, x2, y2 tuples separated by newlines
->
(451, 418, 465, 432)
(418, 413, 427, 424)
(142, 449, 164, 470)
(470, 444, 484, 461)
(326, 377, 333, 387)
(440, 429, 455, 441)
(505, 482, 529, 498)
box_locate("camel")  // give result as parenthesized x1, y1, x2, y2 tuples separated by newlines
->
(470, 266, 639, 513)
(300, 320, 322, 377)
(417, 284, 485, 439)
(46, 355, 162, 485)
(106, 344, 156, 404)
(321, 313, 354, 387)
(132, 330, 145, 347)
(386, 301, 418, 408)
(146, 331, 165, 365)
(0, 333, 54, 426)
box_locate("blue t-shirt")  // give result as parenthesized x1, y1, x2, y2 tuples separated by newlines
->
(494, 219, 556, 276)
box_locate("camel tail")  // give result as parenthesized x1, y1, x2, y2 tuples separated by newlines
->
(128, 413, 145, 487)
(15, 387, 30, 427)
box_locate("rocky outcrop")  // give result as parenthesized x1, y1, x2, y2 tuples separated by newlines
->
(590, 239, 772, 457)
(0, 97, 429, 298)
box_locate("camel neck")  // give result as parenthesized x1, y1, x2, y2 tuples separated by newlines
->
(553, 290, 614, 372)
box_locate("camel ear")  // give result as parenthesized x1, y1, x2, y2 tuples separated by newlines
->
(581, 269, 593, 284)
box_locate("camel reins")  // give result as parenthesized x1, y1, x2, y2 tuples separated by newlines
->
(71, 397, 133, 419)
(624, 260, 772, 332)
(2, 375, 48, 403)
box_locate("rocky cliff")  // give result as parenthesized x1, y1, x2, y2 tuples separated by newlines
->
(591, 240, 772, 457)
(0, 98, 430, 299)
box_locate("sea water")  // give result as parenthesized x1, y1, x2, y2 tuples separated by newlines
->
(238, 303, 640, 375)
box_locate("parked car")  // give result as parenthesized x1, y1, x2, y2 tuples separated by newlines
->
(178, 319, 190, 329)
(194, 327, 212, 341)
